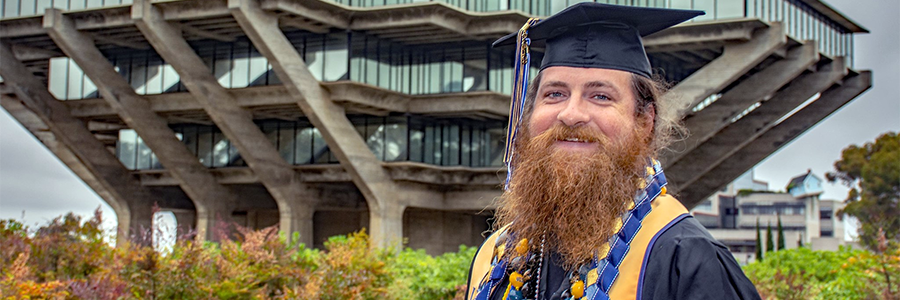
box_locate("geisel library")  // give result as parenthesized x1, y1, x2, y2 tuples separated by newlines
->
(0, 0, 870, 254)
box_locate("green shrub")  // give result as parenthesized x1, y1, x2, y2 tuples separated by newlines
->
(743, 246, 900, 299)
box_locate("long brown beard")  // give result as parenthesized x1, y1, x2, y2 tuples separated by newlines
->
(494, 123, 651, 269)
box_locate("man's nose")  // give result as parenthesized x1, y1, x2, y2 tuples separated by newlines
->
(557, 96, 589, 127)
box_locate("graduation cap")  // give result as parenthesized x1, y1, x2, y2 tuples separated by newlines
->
(493, 3, 705, 78)
(497, 3, 704, 189)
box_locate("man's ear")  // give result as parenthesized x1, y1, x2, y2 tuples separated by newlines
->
(641, 104, 656, 134)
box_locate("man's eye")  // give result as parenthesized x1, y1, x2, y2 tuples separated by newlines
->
(592, 94, 610, 101)
(546, 91, 565, 98)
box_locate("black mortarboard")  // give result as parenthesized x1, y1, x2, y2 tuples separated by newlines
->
(492, 3, 704, 78)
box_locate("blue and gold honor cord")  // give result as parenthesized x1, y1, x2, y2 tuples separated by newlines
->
(503, 18, 540, 190)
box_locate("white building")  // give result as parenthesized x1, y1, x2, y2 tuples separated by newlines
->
(690, 170, 847, 263)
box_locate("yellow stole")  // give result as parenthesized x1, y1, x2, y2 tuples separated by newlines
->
(467, 195, 689, 300)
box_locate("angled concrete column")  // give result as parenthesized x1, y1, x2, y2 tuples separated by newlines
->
(230, 0, 434, 248)
(671, 58, 847, 207)
(43, 9, 237, 242)
(676, 70, 871, 208)
(0, 43, 157, 245)
(669, 23, 785, 116)
(131, 0, 316, 246)
(664, 42, 818, 166)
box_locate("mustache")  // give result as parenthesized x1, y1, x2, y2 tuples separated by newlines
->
(532, 124, 612, 147)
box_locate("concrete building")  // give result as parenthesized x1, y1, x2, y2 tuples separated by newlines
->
(695, 170, 848, 263)
(0, 0, 871, 254)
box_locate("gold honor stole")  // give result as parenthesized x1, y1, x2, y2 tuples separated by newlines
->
(466, 195, 689, 300)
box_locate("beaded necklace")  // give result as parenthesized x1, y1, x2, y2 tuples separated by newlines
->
(473, 159, 668, 300)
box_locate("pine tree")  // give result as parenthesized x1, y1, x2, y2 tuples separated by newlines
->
(755, 218, 763, 261)
(777, 213, 786, 251)
(766, 221, 774, 253)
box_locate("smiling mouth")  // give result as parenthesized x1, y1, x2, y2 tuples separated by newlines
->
(561, 137, 592, 143)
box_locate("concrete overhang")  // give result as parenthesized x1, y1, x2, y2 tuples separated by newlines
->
(66, 82, 511, 124)
(136, 162, 504, 188)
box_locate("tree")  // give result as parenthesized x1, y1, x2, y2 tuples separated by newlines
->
(826, 132, 900, 250)
(756, 218, 764, 261)
(766, 221, 775, 253)
(777, 213, 786, 251)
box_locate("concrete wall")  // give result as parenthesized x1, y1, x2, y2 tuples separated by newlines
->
(313, 210, 368, 249)
(404, 208, 491, 255)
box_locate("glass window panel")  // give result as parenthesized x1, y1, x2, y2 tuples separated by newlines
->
(86, 0, 105, 9)
(717, 0, 744, 19)
(66, 59, 85, 100)
(47, 57, 69, 100)
(212, 131, 229, 168)
(312, 128, 329, 164)
(305, 35, 326, 81)
(248, 46, 270, 87)
(214, 43, 233, 88)
(130, 54, 147, 95)
(135, 135, 152, 170)
(144, 58, 164, 94)
(230, 43, 251, 88)
(488, 127, 505, 166)
(295, 125, 314, 164)
(365, 41, 378, 87)
(446, 124, 460, 165)
(324, 33, 349, 81)
(279, 121, 296, 164)
(384, 116, 407, 162)
(17, 0, 36, 16)
(365, 117, 384, 160)
(197, 126, 213, 167)
(409, 120, 424, 163)
(260, 121, 279, 153)
(461, 126, 470, 166)
(180, 125, 198, 156)
(117, 129, 137, 170)
(424, 125, 435, 164)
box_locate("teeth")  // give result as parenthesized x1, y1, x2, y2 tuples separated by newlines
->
(564, 138, 582, 142)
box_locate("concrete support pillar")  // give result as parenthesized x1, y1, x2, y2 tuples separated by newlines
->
(131, 0, 317, 244)
(42, 9, 237, 242)
(805, 196, 821, 243)
(672, 58, 847, 207)
(676, 70, 872, 208)
(370, 202, 406, 249)
(229, 0, 436, 248)
(282, 203, 315, 246)
(669, 23, 786, 117)
(0, 42, 158, 246)
(665, 42, 819, 167)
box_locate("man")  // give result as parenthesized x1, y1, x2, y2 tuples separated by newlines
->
(466, 3, 761, 300)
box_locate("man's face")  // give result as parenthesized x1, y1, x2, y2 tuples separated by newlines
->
(528, 66, 649, 150)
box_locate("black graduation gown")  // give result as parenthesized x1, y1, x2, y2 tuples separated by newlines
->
(489, 217, 761, 300)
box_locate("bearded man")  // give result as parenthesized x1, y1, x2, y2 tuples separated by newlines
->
(466, 3, 761, 300)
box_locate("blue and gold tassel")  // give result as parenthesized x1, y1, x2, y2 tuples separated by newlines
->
(503, 18, 540, 190)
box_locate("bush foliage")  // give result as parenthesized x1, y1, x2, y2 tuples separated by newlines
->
(0, 211, 473, 300)
(743, 246, 899, 299)
(4, 210, 898, 299)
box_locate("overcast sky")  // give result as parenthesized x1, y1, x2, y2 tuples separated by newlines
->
(1, 0, 898, 231)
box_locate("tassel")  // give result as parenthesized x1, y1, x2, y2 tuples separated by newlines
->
(503, 18, 540, 190)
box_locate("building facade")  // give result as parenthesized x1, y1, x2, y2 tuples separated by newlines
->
(0, 0, 870, 254)
(694, 170, 849, 263)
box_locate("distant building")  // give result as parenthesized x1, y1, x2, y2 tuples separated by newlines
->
(691, 170, 848, 263)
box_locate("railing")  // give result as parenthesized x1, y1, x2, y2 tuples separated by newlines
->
(328, 0, 855, 64)
(0, 0, 131, 18)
